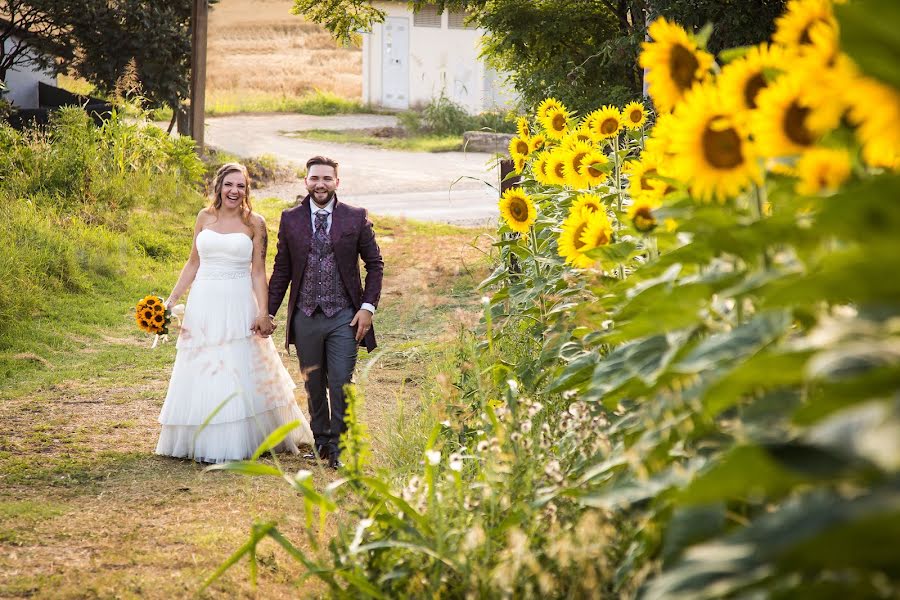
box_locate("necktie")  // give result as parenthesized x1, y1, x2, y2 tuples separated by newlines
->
(315, 209, 328, 235)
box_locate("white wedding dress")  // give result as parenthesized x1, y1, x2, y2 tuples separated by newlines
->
(155, 229, 314, 463)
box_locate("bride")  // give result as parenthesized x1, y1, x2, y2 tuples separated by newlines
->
(156, 162, 314, 463)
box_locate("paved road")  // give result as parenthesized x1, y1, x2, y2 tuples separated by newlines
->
(203, 114, 502, 226)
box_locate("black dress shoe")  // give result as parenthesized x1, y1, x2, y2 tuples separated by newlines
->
(303, 444, 330, 460)
(328, 453, 344, 470)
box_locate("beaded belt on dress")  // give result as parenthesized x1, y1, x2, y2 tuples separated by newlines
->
(195, 269, 250, 280)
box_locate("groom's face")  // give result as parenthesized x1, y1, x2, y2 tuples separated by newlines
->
(305, 164, 339, 207)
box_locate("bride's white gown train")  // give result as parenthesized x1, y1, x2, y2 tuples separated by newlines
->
(155, 229, 314, 463)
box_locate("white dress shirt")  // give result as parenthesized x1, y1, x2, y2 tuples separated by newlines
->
(310, 199, 376, 315)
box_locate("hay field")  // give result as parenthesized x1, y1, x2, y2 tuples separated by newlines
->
(207, 0, 362, 109)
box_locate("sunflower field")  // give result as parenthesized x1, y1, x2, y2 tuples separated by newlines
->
(217, 0, 900, 596)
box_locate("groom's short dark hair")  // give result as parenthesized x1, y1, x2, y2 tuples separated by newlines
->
(306, 155, 339, 177)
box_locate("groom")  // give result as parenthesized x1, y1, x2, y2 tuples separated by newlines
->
(267, 155, 384, 468)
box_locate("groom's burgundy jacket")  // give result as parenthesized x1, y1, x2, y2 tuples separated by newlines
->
(268, 195, 384, 353)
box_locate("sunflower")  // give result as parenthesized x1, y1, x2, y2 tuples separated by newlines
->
(571, 193, 604, 217)
(625, 153, 673, 200)
(645, 112, 677, 157)
(540, 106, 570, 140)
(143, 309, 155, 321)
(794, 147, 852, 195)
(844, 73, 900, 170)
(628, 198, 661, 233)
(513, 154, 527, 175)
(143, 296, 158, 307)
(532, 152, 552, 185)
(752, 73, 830, 158)
(545, 149, 570, 186)
(562, 129, 595, 150)
(498, 187, 537, 234)
(516, 116, 532, 139)
(772, 0, 837, 52)
(509, 136, 531, 159)
(561, 141, 594, 189)
(640, 17, 714, 113)
(537, 97, 566, 121)
(580, 210, 614, 255)
(529, 134, 546, 153)
(578, 150, 610, 187)
(152, 313, 165, 325)
(623, 101, 648, 129)
(669, 84, 761, 202)
(718, 44, 786, 115)
(589, 105, 624, 140)
(138, 320, 151, 332)
(153, 302, 165, 314)
(557, 211, 595, 269)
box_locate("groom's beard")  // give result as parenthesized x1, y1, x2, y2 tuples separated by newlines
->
(311, 189, 335, 207)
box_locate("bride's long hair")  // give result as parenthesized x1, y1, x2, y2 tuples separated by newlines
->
(209, 162, 253, 224)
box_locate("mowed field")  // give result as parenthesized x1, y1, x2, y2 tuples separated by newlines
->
(206, 0, 362, 108)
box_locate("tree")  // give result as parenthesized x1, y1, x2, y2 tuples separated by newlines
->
(1, 1, 216, 113)
(0, 0, 67, 84)
(292, 0, 786, 114)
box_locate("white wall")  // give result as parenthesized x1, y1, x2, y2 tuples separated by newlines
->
(2, 35, 56, 109)
(363, 1, 515, 113)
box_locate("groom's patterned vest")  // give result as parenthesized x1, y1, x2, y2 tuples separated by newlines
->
(299, 209, 352, 317)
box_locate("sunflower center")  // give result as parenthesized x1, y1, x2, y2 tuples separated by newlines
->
(571, 152, 588, 171)
(554, 162, 566, 179)
(516, 140, 529, 155)
(633, 206, 657, 232)
(573, 223, 589, 250)
(798, 18, 828, 45)
(629, 109, 643, 124)
(743, 73, 767, 109)
(509, 199, 528, 222)
(784, 102, 814, 146)
(552, 113, 567, 132)
(600, 118, 619, 135)
(640, 168, 658, 191)
(586, 162, 603, 178)
(670, 44, 700, 91)
(589, 228, 610, 247)
(701, 117, 744, 169)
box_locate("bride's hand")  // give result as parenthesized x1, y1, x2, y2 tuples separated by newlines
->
(253, 314, 275, 337)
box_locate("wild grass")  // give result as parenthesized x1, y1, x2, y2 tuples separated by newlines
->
(206, 89, 368, 116)
(289, 129, 465, 152)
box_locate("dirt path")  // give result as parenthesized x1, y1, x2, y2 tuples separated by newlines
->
(205, 114, 502, 226)
(0, 216, 491, 598)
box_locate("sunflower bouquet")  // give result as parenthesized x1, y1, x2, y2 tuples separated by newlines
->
(134, 295, 181, 348)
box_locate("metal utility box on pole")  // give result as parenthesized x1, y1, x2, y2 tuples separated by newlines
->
(189, 0, 208, 152)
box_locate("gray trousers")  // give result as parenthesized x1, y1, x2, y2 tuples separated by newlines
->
(292, 306, 358, 452)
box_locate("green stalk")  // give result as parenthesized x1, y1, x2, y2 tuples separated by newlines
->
(528, 226, 547, 324)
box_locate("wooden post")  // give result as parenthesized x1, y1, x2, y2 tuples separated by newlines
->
(499, 158, 523, 274)
(189, 0, 208, 152)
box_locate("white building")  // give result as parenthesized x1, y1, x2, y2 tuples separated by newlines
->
(1, 27, 57, 109)
(361, 2, 516, 114)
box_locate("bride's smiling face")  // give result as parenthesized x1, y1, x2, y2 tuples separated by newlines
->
(220, 171, 247, 210)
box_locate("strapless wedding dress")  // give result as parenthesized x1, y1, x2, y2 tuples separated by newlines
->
(155, 229, 313, 463)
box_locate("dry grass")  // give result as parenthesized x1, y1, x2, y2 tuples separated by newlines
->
(207, 0, 362, 101)
(0, 211, 491, 598)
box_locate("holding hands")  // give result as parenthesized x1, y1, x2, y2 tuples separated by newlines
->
(252, 313, 277, 337)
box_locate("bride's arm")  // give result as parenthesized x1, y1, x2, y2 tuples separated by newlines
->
(250, 214, 274, 335)
(165, 210, 206, 308)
